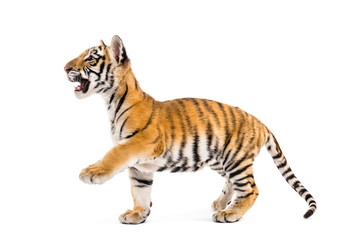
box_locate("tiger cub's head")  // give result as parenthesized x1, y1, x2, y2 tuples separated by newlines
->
(64, 35, 128, 98)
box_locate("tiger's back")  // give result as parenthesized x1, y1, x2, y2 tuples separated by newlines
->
(154, 98, 267, 175)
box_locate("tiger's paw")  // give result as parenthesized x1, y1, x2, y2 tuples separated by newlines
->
(119, 207, 150, 224)
(212, 210, 241, 223)
(79, 163, 112, 184)
(211, 199, 231, 211)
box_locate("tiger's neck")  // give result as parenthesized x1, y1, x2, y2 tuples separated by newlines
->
(100, 62, 154, 139)
(102, 67, 144, 109)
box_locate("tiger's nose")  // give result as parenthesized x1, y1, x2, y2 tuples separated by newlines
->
(64, 66, 72, 73)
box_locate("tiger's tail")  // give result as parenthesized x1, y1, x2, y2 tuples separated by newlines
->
(264, 128, 317, 218)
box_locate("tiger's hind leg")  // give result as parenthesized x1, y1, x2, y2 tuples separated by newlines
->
(211, 178, 234, 211)
(213, 161, 259, 223)
(119, 167, 153, 224)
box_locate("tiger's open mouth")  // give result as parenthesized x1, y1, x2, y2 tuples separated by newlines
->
(74, 78, 90, 94)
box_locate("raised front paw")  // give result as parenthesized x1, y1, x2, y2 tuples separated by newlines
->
(119, 207, 151, 224)
(79, 163, 112, 184)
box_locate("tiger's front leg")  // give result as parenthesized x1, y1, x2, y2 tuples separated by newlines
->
(79, 140, 145, 184)
(119, 167, 154, 224)
(79, 160, 114, 184)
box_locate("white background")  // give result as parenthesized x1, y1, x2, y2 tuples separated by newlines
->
(0, 0, 337, 239)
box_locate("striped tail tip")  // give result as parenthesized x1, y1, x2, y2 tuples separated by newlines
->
(303, 207, 315, 219)
(265, 130, 317, 219)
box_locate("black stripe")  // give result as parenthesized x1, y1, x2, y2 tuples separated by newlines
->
(227, 106, 236, 133)
(248, 115, 256, 144)
(116, 103, 137, 123)
(131, 177, 153, 186)
(232, 153, 254, 172)
(151, 134, 161, 144)
(304, 193, 312, 201)
(105, 63, 112, 81)
(121, 46, 128, 63)
(308, 200, 316, 206)
(229, 163, 252, 179)
(99, 61, 105, 74)
(114, 85, 129, 118)
(93, 62, 105, 82)
(224, 153, 249, 172)
(171, 167, 181, 173)
(304, 209, 314, 218)
(210, 167, 223, 171)
(139, 103, 155, 132)
(157, 165, 167, 172)
(234, 108, 245, 144)
(236, 174, 254, 182)
(123, 101, 155, 139)
(124, 129, 140, 139)
(94, 82, 101, 89)
(273, 152, 283, 159)
(172, 102, 186, 162)
(83, 66, 89, 75)
(238, 191, 254, 199)
(177, 99, 194, 135)
(192, 127, 200, 169)
(165, 104, 176, 158)
(109, 91, 116, 104)
(222, 149, 232, 166)
(216, 102, 229, 134)
(109, 73, 115, 87)
(167, 155, 177, 168)
(134, 79, 139, 90)
(190, 98, 205, 124)
(102, 87, 110, 93)
(233, 181, 251, 187)
(119, 117, 129, 137)
(134, 185, 149, 188)
(285, 174, 296, 183)
(210, 162, 220, 167)
(223, 134, 245, 170)
(277, 158, 287, 169)
(151, 124, 162, 144)
(173, 157, 189, 172)
(201, 99, 220, 125)
(216, 103, 232, 160)
(272, 134, 282, 155)
(298, 188, 306, 196)
(212, 137, 220, 159)
(292, 180, 301, 189)
(234, 188, 247, 192)
(282, 167, 292, 176)
(206, 121, 213, 159)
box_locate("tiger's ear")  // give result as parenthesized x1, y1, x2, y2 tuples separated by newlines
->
(110, 35, 127, 65)
(100, 40, 106, 49)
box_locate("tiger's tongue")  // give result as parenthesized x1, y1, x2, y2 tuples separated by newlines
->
(75, 80, 86, 91)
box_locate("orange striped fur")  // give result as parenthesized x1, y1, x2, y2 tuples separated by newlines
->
(65, 35, 316, 224)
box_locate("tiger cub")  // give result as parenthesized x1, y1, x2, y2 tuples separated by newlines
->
(64, 35, 316, 224)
